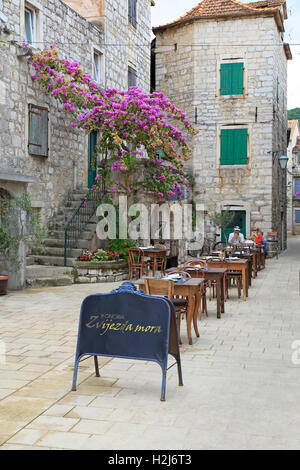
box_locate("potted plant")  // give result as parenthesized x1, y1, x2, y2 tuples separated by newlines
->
(0, 193, 46, 294)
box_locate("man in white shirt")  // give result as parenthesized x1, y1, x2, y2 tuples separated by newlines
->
(228, 226, 245, 246)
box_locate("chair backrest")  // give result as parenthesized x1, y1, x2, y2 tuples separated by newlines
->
(267, 232, 278, 240)
(128, 247, 144, 266)
(144, 279, 174, 300)
(179, 266, 202, 278)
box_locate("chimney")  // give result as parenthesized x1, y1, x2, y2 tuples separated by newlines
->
(62, 0, 104, 28)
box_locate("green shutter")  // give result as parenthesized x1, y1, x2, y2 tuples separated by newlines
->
(221, 129, 248, 166)
(220, 64, 231, 95)
(232, 63, 244, 95)
(234, 129, 248, 164)
(221, 129, 234, 165)
(220, 63, 244, 96)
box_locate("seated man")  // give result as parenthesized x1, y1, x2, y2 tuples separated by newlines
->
(228, 226, 245, 246)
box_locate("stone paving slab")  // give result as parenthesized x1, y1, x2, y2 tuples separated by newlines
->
(0, 236, 300, 449)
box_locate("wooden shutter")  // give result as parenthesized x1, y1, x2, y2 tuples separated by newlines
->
(128, 66, 137, 88)
(220, 63, 244, 95)
(220, 64, 231, 96)
(220, 129, 234, 165)
(234, 129, 248, 164)
(221, 129, 248, 165)
(232, 63, 244, 95)
(128, 0, 137, 27)
(28, 104, 48, 157)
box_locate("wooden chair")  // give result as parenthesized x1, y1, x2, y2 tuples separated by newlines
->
(144, 278, 188, 344)
(128, 247, 147, 280)
(179, 266, 208, 319)
(147, 244, 167, 276)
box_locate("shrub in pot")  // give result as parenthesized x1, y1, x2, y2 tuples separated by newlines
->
(0, 193, 46, 294)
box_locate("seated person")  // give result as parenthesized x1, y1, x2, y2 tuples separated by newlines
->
(260, 232, 269, 258)
(228, 226, 245, 246)
(249, 227, 263, 245)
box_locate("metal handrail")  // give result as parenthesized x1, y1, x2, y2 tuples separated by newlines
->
(64, 187, 103, 266)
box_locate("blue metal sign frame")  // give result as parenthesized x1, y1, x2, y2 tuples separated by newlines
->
(72, 282, 183, 401)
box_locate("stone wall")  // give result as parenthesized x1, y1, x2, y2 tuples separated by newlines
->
(154, 14, 289, 249)
(74, 260, 128, 283)
(0, 0, 104, 225)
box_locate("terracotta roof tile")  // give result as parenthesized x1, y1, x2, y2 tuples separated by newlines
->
(153, 0, 283, 32)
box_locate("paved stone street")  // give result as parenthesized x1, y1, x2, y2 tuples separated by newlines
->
(0, 237, 299, 450)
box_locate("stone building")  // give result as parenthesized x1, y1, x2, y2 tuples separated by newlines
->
(153, 0, 292, 249)
(287, 120, 300, 234)
(0, 0, 153, 288)
(289, 133, 300, 235)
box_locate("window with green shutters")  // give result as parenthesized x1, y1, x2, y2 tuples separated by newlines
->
(220, 63, 244, 95)
(220, 129, 248, 165)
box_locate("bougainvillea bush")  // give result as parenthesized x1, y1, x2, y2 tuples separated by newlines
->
(28, 47, 198, 200)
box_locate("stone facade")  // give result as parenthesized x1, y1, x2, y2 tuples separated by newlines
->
(287, 120, 300, 234)
(153, 1, 291, 250)
(0, 0, 152, 288)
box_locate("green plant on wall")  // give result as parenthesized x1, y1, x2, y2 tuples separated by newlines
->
(0, 193, 46, 274)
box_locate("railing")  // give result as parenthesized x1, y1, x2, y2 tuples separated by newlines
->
(64, 187, 104, 266)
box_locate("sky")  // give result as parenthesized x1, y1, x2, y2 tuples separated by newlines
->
(151, 0, 300, 110)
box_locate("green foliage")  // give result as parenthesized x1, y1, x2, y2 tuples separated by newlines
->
(106, 239, 135, 261)
(288, 108, 300, 125)
(0, 193, 46, 273)
(91, 249, 110, 262)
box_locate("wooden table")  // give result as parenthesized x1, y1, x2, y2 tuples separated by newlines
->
(135, 277, 205, 345)
(169, 266, 227, 319)
(205, 259, 249, 301)
(140, 248, 166, 276)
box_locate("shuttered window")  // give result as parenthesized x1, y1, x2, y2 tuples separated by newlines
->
(28, 104, 48, 157)
(128, 66, 137, 88)
(295, 210, 300, 224)
(220, 63, 244, 95)
(128, 0, 137, 28)
(220, 129, 248, 165)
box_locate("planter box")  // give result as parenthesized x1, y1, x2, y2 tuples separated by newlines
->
(74, 260, 129, 284)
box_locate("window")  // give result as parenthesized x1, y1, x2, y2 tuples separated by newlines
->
(296, 152, 300, 165)
(128, 66, 137, 88)
(295, 210, 300, 224)
(28, 104, 48, 157)
(220, 63, 244, 96)
(276, 76, 279, 103)
(294, 179, 300, 199)
(220, 128, 248, 165)
(93, 51, 102, 84)
(25, 5, 36, 45)
(128, 0, 137, 28)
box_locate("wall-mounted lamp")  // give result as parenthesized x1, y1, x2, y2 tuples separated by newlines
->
(278, 155, 289, 170)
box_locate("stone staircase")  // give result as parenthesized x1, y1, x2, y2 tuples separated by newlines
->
(26, 188, 98, 287)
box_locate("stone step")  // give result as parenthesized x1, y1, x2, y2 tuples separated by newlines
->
(43, 238, 90, 249)
(34, 246, 82, 258)
(26, 276, 74, 288)
(26, 265, 74, 279)
(48, 230, 93, 240)
(31, 255, 75, 267)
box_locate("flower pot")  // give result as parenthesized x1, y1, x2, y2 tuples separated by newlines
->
(0, 276, 10, 295)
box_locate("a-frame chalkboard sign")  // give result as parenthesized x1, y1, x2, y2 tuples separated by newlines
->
(72, 282, 183, 401)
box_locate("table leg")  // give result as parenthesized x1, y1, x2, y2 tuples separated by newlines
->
(216, 278, 221, 319)
(193, 290, 200, 338)
(220, 276, 225, 314)
(242, 267, 247, 301)
(187, 293, 195, 345)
